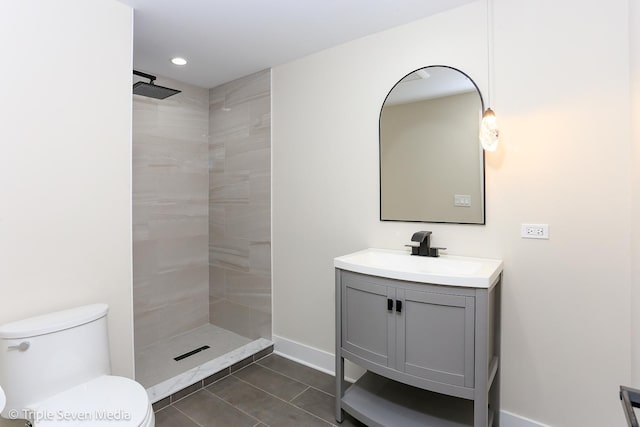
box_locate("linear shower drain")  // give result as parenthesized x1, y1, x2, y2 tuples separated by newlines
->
(174, 345, 211, 361)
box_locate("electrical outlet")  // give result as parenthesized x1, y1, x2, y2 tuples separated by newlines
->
(521, 224, 549, 239)
(454, 194, 471, 207)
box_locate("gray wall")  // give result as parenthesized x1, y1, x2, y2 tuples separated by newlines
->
(133, 76, 210, 350)
(208, 69, 272, 340)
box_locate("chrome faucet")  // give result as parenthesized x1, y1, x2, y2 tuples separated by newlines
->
(406, 231, 446, 257)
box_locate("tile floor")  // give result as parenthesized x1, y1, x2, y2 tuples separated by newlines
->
(154, 353, 365, 427)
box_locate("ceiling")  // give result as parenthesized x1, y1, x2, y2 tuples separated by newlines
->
(119, 0, 477, 89)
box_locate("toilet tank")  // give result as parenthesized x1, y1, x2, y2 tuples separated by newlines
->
(0, 304, 111, 418)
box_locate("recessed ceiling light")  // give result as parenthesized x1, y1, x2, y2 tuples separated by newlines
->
(171, 57, 187, 66)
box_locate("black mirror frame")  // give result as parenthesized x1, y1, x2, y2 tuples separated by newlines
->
(379, 65, 486, 225)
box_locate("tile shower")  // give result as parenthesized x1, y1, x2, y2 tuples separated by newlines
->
(132, 70, 272, 400)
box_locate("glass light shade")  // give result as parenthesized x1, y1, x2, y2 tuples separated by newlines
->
(479, 108, 499, 151)
(171, 57, 187, 66)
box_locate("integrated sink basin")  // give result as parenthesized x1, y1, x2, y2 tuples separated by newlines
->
(334, 248, 503, 287)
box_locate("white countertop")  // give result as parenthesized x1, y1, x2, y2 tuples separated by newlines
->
(334, 248, 503, 288)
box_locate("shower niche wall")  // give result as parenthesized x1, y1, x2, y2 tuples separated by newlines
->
(132, 70, 272, 398)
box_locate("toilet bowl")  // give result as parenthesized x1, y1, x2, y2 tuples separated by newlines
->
(28, 376, 154, 427)
(0, 385, 5, 414)
(0, 304, 154, 426)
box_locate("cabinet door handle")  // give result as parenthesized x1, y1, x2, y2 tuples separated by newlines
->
(387, 298, 393, 311)
(396, 300, 402, 313)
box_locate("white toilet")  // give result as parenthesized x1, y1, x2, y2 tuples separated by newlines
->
(0, 304, 154, 426)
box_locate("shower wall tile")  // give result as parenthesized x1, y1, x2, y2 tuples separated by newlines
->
(248, 242, 271, 276)
(225, 204, 270, 241)
(148, 216, 208, 241)
(209, 266, 226, 300)
(209, 236, 250, 271)
(209, 299, 271, 340)
(210, 171, 250, 204)
(135, 264, 209, 311)
(133, 75, 210, 352)
(225, 147, 270, 174)
(220, 68, 270, 106)
(209, 207, 226, 242)
(154, 235, 209, 269)
(208, 69, 271, 341)
(210, 104, 251, 137)
(250, 172, 270, 206)
(135, 292, 210, 349)
(225, 269, 271, 313)
(209, 143, 226, 172)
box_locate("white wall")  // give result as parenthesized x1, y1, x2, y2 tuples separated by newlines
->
(493, 1, 630, 425)
(272, 1, 632, 426)
(0, 2, 133, 425)
(631, 0, 640, 386)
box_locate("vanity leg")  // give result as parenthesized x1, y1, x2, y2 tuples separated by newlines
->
(474, 288, 489, 427)
(489, 282, 502, 426)
(335, 270, 344, 423)
(489, 368, 500, 426)
(335, 356, 344, 422)
(474, 395, 488, 427)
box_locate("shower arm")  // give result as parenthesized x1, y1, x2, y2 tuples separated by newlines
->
(133, 70, 156, 84)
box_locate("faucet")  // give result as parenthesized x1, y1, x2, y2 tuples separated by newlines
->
(406, 231, 446, 257)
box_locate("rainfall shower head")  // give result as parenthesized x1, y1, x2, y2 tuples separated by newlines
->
(133, 81, 181, 99)
(133, 70, 181, 99)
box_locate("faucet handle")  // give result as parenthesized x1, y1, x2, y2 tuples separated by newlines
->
(429, 247, 447, 257)
(404, 243, 420, 255)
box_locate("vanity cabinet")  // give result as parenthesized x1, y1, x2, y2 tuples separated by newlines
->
(335, 269, 501, 427)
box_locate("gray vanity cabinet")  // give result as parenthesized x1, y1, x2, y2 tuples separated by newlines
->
(396, 287, 476, 389)
(336, 269, 501, 427)
(341, 272, 475, 389)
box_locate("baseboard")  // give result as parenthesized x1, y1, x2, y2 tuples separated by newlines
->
(501, 410, 551, 427)
(274, 334, 549, 427)
(272, 334, 335, 375)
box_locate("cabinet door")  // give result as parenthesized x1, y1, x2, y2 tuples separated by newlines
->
(341, 274, 395, 367)
(396, 288, 475, 388)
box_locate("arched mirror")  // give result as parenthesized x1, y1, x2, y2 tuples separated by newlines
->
(379, 65, 485, 224)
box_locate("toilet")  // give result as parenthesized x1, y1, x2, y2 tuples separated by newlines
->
(0, 304, 154, 426)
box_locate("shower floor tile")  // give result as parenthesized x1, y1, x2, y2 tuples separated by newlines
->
(136, 323, 253, 389)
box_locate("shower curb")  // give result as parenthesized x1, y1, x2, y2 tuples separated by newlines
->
(151, 343, 273, 411)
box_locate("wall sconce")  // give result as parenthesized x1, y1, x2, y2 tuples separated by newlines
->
(480, 108, 499, 151)
(480, 0, 499, 152)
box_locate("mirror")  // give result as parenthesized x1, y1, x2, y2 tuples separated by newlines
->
(380, 66, 485, 224)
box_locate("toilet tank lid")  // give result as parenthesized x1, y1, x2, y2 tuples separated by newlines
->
(0, 304, 108, 339)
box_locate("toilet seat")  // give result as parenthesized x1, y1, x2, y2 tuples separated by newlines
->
(27, 375, 154, 426)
